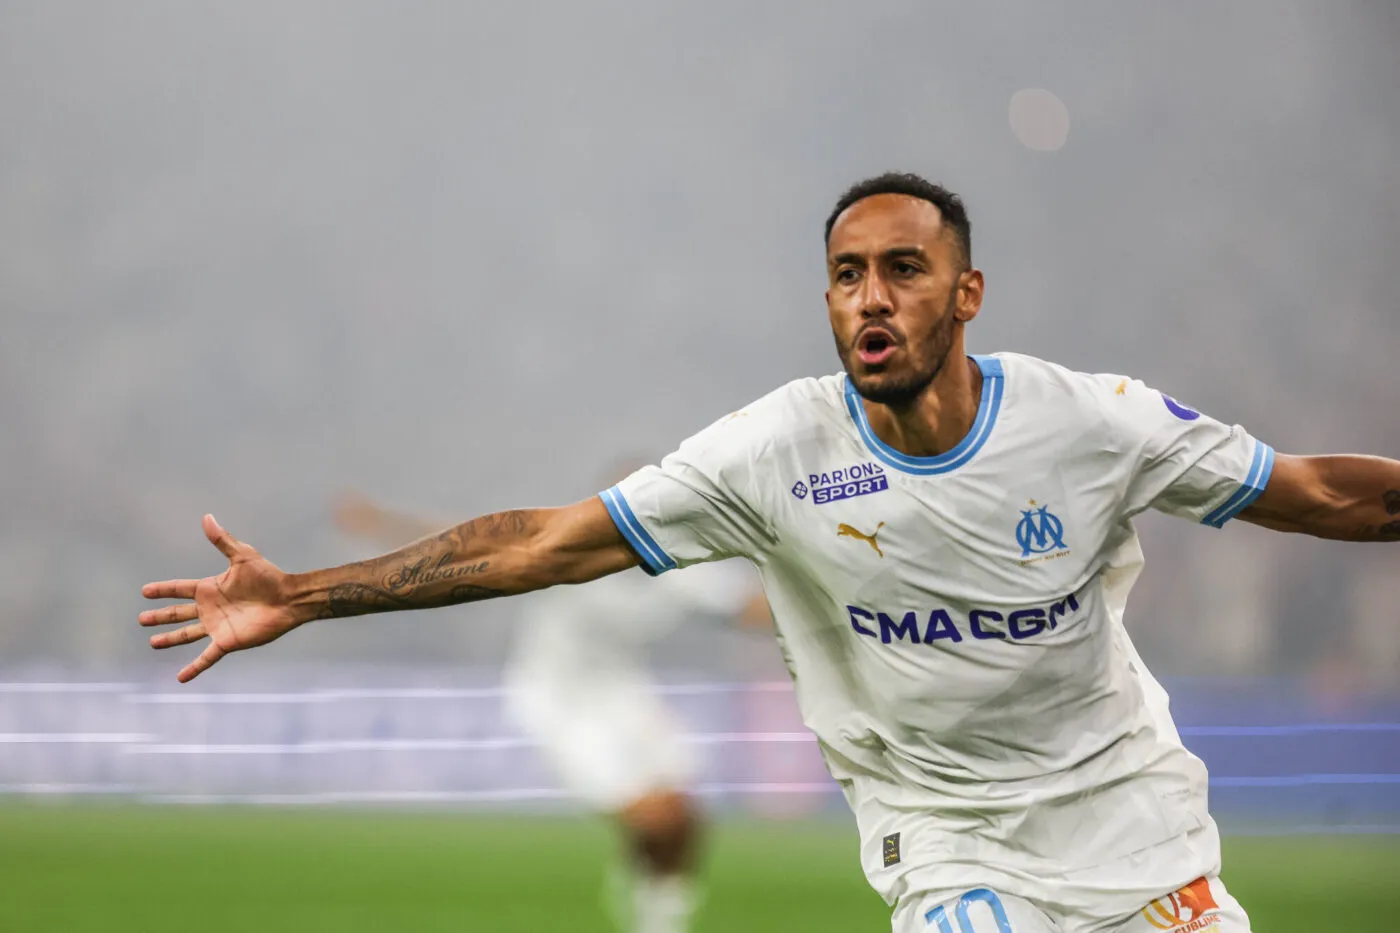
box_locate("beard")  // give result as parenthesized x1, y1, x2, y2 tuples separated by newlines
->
(840, 292, 959, 408)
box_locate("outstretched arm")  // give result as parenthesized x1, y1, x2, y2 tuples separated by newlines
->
(336, 492, 775, 632)
(140, 499, 639, 682)
(1240, 454, 1400, 541)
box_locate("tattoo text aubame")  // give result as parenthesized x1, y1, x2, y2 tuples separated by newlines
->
(314, 509, 532, 618)
(385, 554, 490, 592)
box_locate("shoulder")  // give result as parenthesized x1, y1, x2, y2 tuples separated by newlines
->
(991, 351, 1103, 392)
(681, 374, 847, 460)
(991, 352, 1192, 448)
(990, 351, 1125, 411)
(988, 352, 1153, 456)
(735, 374, 847, 424)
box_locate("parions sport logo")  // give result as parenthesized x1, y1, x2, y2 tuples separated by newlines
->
(791, 461, 888, 505)
(1141, 877, 1222, 931)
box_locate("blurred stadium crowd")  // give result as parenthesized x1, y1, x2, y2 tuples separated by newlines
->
(1, 2, 1397, 694)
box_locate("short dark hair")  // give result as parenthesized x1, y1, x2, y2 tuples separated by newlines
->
(824, 172, 971, 267)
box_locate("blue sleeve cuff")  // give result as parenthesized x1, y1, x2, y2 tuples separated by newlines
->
(1201, 442, 1276, 529)
(599, 486, 678, 576)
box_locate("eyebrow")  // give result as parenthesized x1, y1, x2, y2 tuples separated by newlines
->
(829, 246, 928, 267)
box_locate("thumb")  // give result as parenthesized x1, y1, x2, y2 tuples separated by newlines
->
(203, 513, 249, 561)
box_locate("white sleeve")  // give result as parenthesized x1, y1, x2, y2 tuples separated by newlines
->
(1101, 376, 1275, 528)
(599, 414, 777, 575)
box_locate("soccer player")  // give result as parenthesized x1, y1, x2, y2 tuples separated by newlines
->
(330, 489, 768, 933)
(141, 173, 1400, 933)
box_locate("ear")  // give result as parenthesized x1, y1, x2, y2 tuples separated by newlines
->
(953, 269, 984, 323)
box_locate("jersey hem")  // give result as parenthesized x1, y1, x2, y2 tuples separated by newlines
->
(599, 486, 677, 575)
(1200, 441, 1275, 528)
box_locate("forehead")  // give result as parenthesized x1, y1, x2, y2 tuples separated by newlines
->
(827, 193, 951, 259)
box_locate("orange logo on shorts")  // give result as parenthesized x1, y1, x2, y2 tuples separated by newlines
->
(1142, 877, 1221, 930)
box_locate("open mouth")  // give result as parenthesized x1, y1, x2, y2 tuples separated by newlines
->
(856, 328, 898, 366)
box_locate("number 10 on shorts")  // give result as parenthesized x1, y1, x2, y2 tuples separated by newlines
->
(926, 888, 1014, 933)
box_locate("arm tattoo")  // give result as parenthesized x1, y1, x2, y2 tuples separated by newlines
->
(308, 510, 537, 619)
(385, 555, 490, 592)
(1361, 522, 1400, 541)
(318, 577, 505, 618)
(440, 510, 532, 545)
(320, 583, 412, 619)
(448, 583, 507, 602)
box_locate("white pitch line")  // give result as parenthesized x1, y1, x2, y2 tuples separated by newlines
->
(130, 737, 534, 755)
(143, 782, 839, 806)
(127, 732, 817, 755)
(123, 681, 795, 704)
(0, 733, 156, 744)
(147, 788, 573, 805)
(0, 682, 135, 693)
(0, 783, 136, 794)
(684, 732, 814, 744)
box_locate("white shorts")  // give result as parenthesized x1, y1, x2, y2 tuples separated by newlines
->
(892, 876, 1250, 933)
(505, 667, 697, 812)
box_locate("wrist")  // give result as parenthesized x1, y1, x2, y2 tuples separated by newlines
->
(282, 571, 330, 625)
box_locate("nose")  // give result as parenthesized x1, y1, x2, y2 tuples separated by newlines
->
(859, 271, 892, 319)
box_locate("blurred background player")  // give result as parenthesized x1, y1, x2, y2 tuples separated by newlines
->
(332, 479, 770, 933)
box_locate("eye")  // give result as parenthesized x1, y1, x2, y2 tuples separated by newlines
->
(892, 260, 919, 277)
(835, 267, 860, 285)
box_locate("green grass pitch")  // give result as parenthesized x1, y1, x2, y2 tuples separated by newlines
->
(1, 806, 1396, 931)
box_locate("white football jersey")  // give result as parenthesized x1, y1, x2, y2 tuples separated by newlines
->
(600, 353, 1274, 913)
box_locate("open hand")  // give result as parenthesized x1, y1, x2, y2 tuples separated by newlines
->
(140, 515, 303, 682)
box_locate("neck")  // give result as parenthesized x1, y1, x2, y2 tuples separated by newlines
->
(861, 344, 983, 459)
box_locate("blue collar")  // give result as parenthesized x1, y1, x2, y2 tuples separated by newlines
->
(843, 355, 1005, 476)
